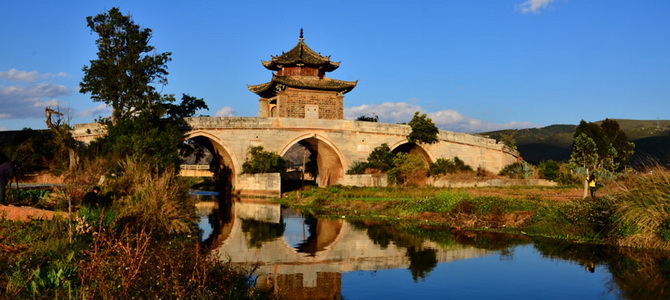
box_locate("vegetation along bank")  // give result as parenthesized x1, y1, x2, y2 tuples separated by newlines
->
(278, 166, 670, 251)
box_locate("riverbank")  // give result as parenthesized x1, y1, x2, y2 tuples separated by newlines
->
(0, 204, 67, 222)
(277, 172, 670, 251)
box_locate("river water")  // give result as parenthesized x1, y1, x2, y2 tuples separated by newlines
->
(195, 198, 670, 300)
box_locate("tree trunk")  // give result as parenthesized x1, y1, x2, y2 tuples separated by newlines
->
(583, 168, 590, 199)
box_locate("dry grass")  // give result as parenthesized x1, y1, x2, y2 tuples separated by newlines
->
(111, 158, 195, 236)
(607, 166, 670, 249)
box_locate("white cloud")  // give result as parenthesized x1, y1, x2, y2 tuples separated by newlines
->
(345, 102, 420, 124)
(0, 83, 70, 119)
(215, 106, 236, 117)
(516, 0, 557, 14)
(0, 69, 39, 82)
(345, 102, 535, 133)
(77, 104, 110, 118)
(0, 69, 69, 82)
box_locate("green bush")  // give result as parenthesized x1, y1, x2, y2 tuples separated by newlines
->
(429, 157, 473, 176)
(499, 161, 533, 179)
(537, 160, 560, 181)
(388, 153, 428, 185)
(241, 146, 287, 174)
(345, 143, 396, 174)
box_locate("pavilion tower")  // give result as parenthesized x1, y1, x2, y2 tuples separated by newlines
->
(248, 30, 357, 119)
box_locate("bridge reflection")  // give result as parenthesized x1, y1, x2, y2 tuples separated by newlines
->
(199, 198, 491, 299)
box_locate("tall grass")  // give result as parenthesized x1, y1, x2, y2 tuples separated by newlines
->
(607, 166, 670, 249)
(110, 157, 195, 236)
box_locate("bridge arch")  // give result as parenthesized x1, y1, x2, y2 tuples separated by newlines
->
(280, 134, 347, 187)
(185, 131, 240, 188)
(390, 139, 435, 166)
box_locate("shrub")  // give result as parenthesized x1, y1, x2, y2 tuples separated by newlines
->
(499, 161, 533, 179)
(429, 157, 473, 176)
(537, 160, 560, 181)
(346, 161, 368, 175)
(345, 144, 396, 174)
(388, 153, 428, 185)
(241, 146, 287, 174)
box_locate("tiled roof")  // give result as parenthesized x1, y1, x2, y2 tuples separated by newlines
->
(248, 75, 358, 98)
(261, 39, 340, 72)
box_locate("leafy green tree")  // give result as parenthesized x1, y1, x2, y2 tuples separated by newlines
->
(365, 143, 396, 172)
(241, 146, 287, 174)
(407, 112, 438, 145)
(388, 153, 428, 185)
(80, 7, 172, 125)
(570, 133, 599, 173)
(599, 119, 635, 167)
(571, 119, 634, 172)
(80, 8, 208, 174)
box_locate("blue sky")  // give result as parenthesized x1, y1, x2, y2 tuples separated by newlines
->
(1, 0, 669, 133)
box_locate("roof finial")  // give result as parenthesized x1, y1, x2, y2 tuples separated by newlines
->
(299, 28, 304, 40)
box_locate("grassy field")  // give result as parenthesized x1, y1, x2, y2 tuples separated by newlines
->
(278, 168, 670, 250)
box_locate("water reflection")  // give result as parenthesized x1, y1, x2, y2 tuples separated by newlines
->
(197, 197, 670, 300)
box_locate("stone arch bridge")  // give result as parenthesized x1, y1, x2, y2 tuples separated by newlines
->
(73, 117, 519, 195)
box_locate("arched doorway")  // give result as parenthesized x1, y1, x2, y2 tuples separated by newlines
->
(184, 132, 238, 193)
(280, 135, 345, 188)
(391, 142, 433, 166)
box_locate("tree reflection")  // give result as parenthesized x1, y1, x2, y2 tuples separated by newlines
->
(349, 220, 439, 281)
(407, 247, 438, 282)
(241, 218, 285, 248)
(533, 239, 670, 300)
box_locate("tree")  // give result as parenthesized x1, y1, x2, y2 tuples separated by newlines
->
(407, 112, 438, 145)
(364, 143, 396, 172)
(241, 146, 287, 174)
(570, 133, 599, 173)
(599, 119, 635, 167)
(388, 153, 428, 185)
(356, 114, 378, 122)
(345, 143, 396, 174)
(80, 7, 172, 125)
(570, 133, 599, 198)
(571, 119, 635, 172)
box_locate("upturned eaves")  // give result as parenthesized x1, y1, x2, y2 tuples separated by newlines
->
(261, 39, 340, 72)
(247, 75, 358, 98)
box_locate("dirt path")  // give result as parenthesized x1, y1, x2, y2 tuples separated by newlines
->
(0, 205, 68, 222)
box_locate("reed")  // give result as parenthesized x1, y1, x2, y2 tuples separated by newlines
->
(607, 166, 670, 249)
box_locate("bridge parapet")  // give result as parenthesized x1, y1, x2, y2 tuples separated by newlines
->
(184, 117, 511, 152)
(72, 117, 520, 193)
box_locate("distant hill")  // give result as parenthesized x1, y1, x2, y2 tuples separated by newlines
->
(480, 119, 670, 166)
